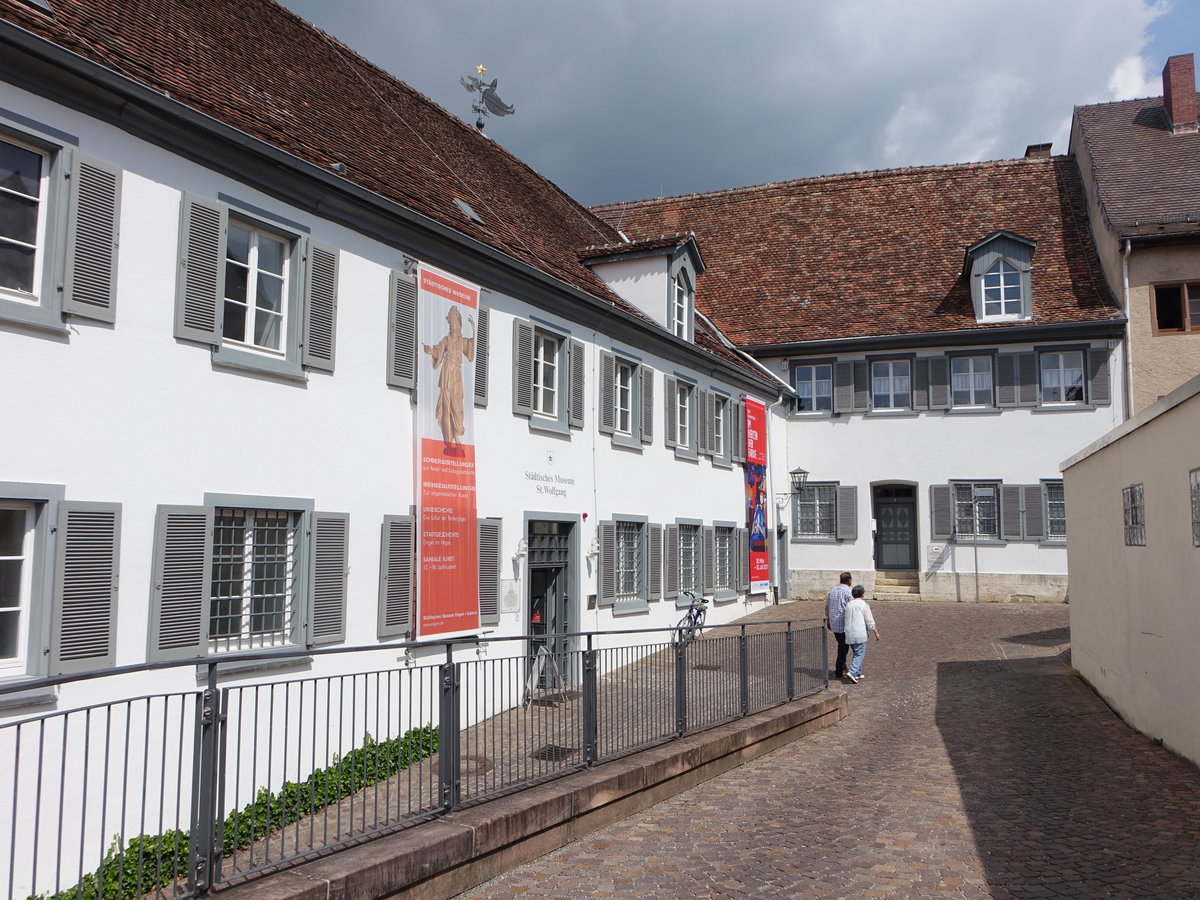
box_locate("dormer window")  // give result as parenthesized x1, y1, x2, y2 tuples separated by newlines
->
(966, 231, 1034, 323)
(671, 269, 693, 339)
(983, 260, 1023, 318)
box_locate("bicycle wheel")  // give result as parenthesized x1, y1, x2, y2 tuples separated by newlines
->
(675, 613, 697, 643)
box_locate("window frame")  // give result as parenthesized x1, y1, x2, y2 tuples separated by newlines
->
(599, 350, 652, 449)
(512, 318, 583, 435)
(869, 357, 913, 411)
(1039, 348, 1086, 405)
(712, 521, 737, 601)
(949, 353, 995, 408)
(791, 360, 834, 413)
(221, 218, 292, 359)
(670, 269, 693, 340)
(1191, 468, 1200, 549)
(981, 259, 1024, 319)
(531, 328, 561, 420)
(793, 482, 838, 541)
(952, 481, 1002, 542)
(1122, 483, 1146, 547)
(676, 519, 703, 603)
(664, 374, 699, 459)
(0, 500, 36, 677)
(1043, 480, 1067, 543)
(1150, 281, 1200, 334)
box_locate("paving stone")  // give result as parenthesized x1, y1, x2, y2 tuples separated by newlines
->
(459, 600, 1200, 899)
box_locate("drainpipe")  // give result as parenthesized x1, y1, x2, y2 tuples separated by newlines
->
(1121, 239, 1132, 420)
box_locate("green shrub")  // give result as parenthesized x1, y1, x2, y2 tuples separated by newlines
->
(32, 724, 438, 900)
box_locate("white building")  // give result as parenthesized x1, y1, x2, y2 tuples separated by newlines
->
(596, 151, 1128, 603)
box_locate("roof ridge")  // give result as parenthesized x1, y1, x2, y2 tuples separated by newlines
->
(592, 155, 1058, 211)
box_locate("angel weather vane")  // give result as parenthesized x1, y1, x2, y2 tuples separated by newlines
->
(461, 64, 516, 131)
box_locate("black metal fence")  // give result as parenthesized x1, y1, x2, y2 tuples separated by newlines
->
(1, 618, 826, 899)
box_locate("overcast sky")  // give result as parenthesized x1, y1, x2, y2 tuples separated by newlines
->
(279, 0, 1197, 207)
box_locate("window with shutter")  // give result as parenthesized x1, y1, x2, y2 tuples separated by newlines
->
(0, 483, 64, 677)
(667, 376, 698, 458)
(1, 124, 122, 331)
(175, 194, 333, 381)
(713, 524, 736, 600)
(601, 352, 649, 448)
(513, 319, 580, 434)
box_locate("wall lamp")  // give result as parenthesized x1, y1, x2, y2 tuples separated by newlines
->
(774, 467, 810, 509)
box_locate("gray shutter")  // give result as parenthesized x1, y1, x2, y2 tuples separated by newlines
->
(302, 242, 338, 372)
(377, 515, 414, 638)
(175, 193, 225, 344)
(1016, 353, 1039, 406)
(474, 306, 490, 407)
(599, 351, 616, 435)
(386, 270, 418, 389)
(640, 364, 654, 443)
(1023, 485, 1046, 541)
(1088, 348, 1111, 406)
(478, 518, 501, 626)
(996, 354, 1018, 406)
(833, 361, 854, 413)
(930, 485, 953, 540)
(702, 525, 715, 595)
(664, 524, 679, 599)
(696, 390, 709, 455)
(62, 154, 121, 323)
(1001, 484, 1023, 540)
(852, 361, 870, 411)
(664, 375, 678, 448)
(737, 528, 750, 593)
(648, 523, 663, 601)
(928, 357, 951, 409)
(912, 358, 930, 410)
(512, 320, 534, 416)
(732, 400, 746, 463)
(598, 520, 616, 607)
(50, 501, 120, 674)
(835, 485, 858, 540)
(568, 338, 585, 428)
(148, 505, 213, 662)
(309, 512, 348, 644)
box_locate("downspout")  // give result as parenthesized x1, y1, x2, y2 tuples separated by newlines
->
(1122, 239, 1133, 420)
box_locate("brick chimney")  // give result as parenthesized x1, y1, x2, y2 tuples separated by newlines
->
(1024, 143, 1052, 159)
(1162, 53, 1198, 135)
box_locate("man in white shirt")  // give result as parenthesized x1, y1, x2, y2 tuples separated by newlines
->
(825, 572, 853, 679)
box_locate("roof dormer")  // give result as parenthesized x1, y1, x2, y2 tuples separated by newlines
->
(964, 231, 1036, 323)
(580, 233, 705, 340)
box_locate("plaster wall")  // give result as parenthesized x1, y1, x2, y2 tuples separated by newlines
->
(1125, 245, 1200, 413)
(1062, 374, 1200, 766)
(585, 256, 670, 332)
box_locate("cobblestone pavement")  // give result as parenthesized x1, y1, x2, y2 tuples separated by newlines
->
(461, 600, 1200, 899)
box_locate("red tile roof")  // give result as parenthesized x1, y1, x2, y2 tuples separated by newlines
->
(0, 0, 778, 385)
(593, 157, 1119, 347)
(1073, 95, 1200, 240)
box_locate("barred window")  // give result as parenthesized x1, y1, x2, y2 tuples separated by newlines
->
(714, 526, 734, 591)
(615, 520, 642, 600)
(1045, 481, 1067, 541)
(954, 482, 999, 539)
(679, 523, 701, 595)
(795, 484, 837, 538)
(210, 508, 299, 651)
(1122, 484, 1145, 547)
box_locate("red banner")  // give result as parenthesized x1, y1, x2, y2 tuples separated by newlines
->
(743, 399, 770, 594)
(416, 268, 480, 638)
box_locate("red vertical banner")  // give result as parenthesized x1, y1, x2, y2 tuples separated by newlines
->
(743, 399, 770, 594)
(416, 267, 480, 638)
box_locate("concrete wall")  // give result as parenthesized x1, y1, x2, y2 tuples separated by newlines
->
(1062, 373, 1200, 766)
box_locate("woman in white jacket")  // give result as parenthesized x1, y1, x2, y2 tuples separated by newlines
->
(843, 585, 881, 683)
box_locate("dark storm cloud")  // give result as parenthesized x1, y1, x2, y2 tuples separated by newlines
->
(280, 0, 1164, 206)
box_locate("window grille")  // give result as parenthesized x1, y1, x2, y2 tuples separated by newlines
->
(954, 483, 999, 539)
(210, 508, 299, 651)
(1192, 469, 1200, 548)
(714, 527, 734, 591)
(1045, 482, 1067, 541)
(795, 485, 837, 538)
(678, 524, 700, 595)
(615, 521, 642, 600)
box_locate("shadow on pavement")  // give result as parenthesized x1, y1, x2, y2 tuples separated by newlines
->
(935, 655, 1200, 897)
(1000, 626, 1071, 648)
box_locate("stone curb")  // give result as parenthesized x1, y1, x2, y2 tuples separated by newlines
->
(215, 689, 847, 900)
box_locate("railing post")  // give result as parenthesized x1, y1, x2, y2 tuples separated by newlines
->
(785, 622, 795, 701)
(821, 623, 829, 687)
(582, 635, 598, 766)
(438, 649, 461, 812)
(739, 625, 750, 717)
(189, 661, 222, 896)
(674, 636, 688, 737)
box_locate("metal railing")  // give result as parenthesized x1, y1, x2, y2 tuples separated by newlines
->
(1, 618, 826, 900)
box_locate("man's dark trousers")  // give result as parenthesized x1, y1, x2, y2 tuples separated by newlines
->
(833, 631, 849, 678)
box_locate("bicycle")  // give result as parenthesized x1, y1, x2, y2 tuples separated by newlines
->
(674, 590, 708, 643)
